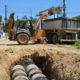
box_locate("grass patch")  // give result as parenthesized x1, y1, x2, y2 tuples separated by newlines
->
(75, 39, 80, 47)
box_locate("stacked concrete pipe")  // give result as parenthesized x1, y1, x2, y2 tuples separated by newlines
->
(25, 59, 48, 80)
(11, 58, 49, 80)
(11, 65, 28, 80)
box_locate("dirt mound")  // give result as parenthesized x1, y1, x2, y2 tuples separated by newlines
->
(0, 39, 80, 80)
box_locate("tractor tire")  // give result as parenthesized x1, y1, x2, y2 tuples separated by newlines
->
(17, 33, 29, 45)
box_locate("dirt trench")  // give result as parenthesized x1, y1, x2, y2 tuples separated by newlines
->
(0, 39, 80, 80)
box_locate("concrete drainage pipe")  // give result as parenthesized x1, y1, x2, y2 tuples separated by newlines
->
(11, 65, 29, 80)
(26, 62, 48, 80)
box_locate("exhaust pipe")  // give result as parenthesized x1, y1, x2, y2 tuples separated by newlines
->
(26, 60, 48, 80)
(11, 65, 29, 80)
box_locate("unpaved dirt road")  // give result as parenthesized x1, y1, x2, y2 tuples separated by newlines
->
(0, 38, 80, 80)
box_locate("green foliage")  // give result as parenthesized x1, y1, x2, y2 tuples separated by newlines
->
(14, 17, 37, 29)
(75, 41, 80, 46)
(22, 16, 27, 20)
(14, 20, 20, 28)
(15, 20, 26, 28)
(0, 22, 2, 25)
(73, 16, 80, 20)
(15, 20, 33, 29)
(31, 18, 37, 24)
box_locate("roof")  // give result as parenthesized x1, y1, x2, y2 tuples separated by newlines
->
(43, 17, 80, 22)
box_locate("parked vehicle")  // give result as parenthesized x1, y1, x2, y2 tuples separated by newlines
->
(42, 18, 80, 43)
(3, 7, 62, 44)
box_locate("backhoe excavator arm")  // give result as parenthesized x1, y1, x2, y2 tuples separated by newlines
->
(33, 7, 62, 30)
(33, 14, 50, 30)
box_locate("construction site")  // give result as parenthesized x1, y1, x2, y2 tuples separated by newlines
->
(0, 0, 80, 80)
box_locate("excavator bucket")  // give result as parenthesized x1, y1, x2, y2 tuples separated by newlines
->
(48, 7, 62, 15)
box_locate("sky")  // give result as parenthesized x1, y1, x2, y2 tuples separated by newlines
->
(0, 0, 80, 21)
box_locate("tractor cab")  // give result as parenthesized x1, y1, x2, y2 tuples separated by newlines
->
(15, 20, 33, 45)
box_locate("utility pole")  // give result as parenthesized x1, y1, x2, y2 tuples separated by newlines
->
(63, 0, 66, 17)
(4, 5, 7, 22)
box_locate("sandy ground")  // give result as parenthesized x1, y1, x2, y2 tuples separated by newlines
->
(0, 38, 80, 80)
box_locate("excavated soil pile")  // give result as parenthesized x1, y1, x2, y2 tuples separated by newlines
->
(0, 39, 80, 80)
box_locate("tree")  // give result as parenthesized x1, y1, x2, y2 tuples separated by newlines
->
(73, 16, 80, 20)
(22, 16, 27, 20)
(31, 18, 37, 24)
